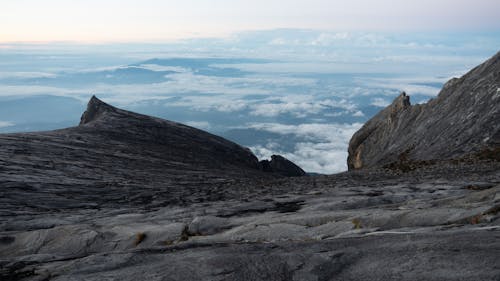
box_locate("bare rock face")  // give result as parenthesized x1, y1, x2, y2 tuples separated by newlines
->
(79, 95, 117, 125)
(0, 96, 307, 218)
(1, 58, 500, 281)
(79, 96, 306, 176)
(348, 51, 500, 170)
(78, 95, 263, 171)
(260, 155, 306, 177)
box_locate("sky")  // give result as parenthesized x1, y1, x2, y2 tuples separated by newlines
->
(1, 0, 499, 42)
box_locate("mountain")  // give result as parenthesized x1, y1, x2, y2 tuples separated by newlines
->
(0, 96, 305, 214)
(79, 95, 263, 172)
(348, 52, 500, 170)
(1, 54, 499, 281)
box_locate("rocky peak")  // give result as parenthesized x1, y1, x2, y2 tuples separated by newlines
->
(388, 91, 411, 123)
(79, 95, 117, 125)
(347, 51, 500, 170)
(260, 155, 306, 177)
(76, 96, 306, 176)
(391, 91, 411, 112)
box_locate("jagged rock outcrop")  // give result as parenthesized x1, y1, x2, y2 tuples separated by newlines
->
(348, 51, 500, 170)
(260, 155, 306, 177)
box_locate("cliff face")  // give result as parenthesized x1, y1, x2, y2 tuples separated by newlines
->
(348, 52, 500, 170)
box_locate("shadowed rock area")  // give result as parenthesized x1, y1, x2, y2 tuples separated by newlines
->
(1, 52, 500, 281)
(260, 155, 306, 177)
(348, 51, 500, 170)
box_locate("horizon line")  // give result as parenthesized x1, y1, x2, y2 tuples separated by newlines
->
(2, 28, 500, 45)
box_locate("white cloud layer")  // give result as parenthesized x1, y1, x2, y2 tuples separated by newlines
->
(371, 97, 390, 107)
(0, 72, 57, 79)
(249, 96, 360, 118)
(184, 121, 211, 130)
(249, 122, 363, 174)
(0, 121, 14, 128)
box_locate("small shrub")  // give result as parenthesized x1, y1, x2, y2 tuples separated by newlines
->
(162, 240, 174, 246)
(470, 215, 482, 225)
(180, 226, 190, 241)
(352, 218, 362, 229)
(477, 147, 500, 161)
(134, 232, 147, 246)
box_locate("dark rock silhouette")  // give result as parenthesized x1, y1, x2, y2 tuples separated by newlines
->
(260, 155, 306, 177)
(80, 96, 306, 176)
(348, 51, 500, 170)
(79, 95, 263, 171)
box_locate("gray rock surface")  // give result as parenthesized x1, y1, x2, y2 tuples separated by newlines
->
(1, 54, 500, 280)
(0, 96, 291, 220)
(1, 162, 499, 281)
(260, 155, 306, 177)
(348, 51, 500, 170)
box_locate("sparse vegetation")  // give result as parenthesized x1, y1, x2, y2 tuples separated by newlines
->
(162, 240, 174, 246)
(352, 218, 362, 229)
(476, 147, 500, 161)
(134, 232, 146, 246)
(470, 215, 482, 225)
(180, 226, 190, 241)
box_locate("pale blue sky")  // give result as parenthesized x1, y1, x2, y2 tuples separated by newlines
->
(1, 0, 499, 42)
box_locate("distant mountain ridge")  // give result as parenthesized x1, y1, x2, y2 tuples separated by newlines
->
(348, 51, 500, 170)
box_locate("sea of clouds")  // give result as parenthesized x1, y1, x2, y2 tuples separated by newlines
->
(1, 30, 498, 173)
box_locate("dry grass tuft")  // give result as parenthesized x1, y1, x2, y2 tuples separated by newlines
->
(134, 232, 147, 246)
(352, 218, 362, 229)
